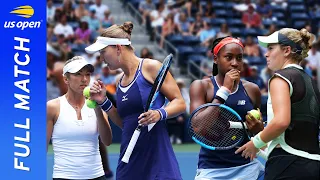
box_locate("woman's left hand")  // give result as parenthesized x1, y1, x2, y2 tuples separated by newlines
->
(138, 110, 161, 126)
(235, 140, 259, 161)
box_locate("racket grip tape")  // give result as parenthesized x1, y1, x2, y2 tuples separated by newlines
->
(121, 129, 141, 163)
(229, 121, 248, 129)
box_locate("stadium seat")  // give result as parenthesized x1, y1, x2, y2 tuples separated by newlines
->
(210, 18, 226, 26)
(192, 46, 208, 56)
(167, 35, 185, 46)
(294, 21, 307, 29)
(183, 36, 201, 46)
(229, 27, 242, 37)
(291, 13, 309, 20)
(215, 10, 228, 18)
(289, 5, 306, 13)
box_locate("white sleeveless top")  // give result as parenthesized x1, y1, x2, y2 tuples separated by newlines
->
(52, 95, 104, 179)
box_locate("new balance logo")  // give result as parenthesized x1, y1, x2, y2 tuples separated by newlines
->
(122, 94, 128, 102)
(237, 100, 246, 105)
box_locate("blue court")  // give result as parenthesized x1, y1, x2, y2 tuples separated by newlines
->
(47, 145, 266, 180)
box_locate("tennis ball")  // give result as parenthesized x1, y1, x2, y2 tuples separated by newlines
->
(83, 87, 91, 99)
(86, 99, 97, 108)
(249, 109, 261, 120)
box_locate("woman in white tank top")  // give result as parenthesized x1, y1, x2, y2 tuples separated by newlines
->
(47, 56, 112, 180)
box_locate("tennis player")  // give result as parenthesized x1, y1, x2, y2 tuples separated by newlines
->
(189, 36, 265, 179)
(47, 56, 112, 180)
(85, 21, 186, 179)
(236, 28, 320, 180)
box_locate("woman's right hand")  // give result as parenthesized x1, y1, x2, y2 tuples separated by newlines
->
(89, 80, 107, 104)
(223, 69, 240, 91)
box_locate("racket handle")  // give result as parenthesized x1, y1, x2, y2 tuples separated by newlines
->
(229, 121, 248, 129)
(121, 129, 141, 163)
(257, 149, 267, 160)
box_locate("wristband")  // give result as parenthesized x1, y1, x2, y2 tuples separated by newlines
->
(216, 86, 231, 101)
(156, 108, 168, 121)
(252, 132, 267, 149)
(214, 95, 226, 104)
(99, 98, 113, 112)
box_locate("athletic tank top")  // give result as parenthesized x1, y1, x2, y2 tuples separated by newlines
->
(51, 95, 104, 179)
(198, 77, 253, 169)
(267, 64, 320, 160)
(115, 59, 182, 180)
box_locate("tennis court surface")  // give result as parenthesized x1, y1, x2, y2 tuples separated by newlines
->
(47, 144, 266, 180)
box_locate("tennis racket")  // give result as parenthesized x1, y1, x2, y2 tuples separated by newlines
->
(121, 54, 173, 163)
(188, 103, 267, 159)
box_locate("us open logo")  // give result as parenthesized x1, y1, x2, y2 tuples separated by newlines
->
(4, 5, 42, 30)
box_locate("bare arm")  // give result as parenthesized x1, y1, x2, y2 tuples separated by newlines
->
(46, 99, 58, 152)
(95, 108, 112, 146)
(146, 60, 186, 118)
(260, 77, 291, 142)
(138, 59, 186, 125)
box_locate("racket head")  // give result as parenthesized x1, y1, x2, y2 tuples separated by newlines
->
(188, 103, 245, 150)
(144, 54, 173, 111)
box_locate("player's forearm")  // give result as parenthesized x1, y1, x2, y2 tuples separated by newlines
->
(260, 117, 290, 143)
(105, 107, 123, 129)
(164, 98, 186, 118)
(95, 108, 112, 146)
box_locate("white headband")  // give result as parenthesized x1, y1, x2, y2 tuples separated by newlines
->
(85, 36, 131, 54)
(62, 57, 94, 75)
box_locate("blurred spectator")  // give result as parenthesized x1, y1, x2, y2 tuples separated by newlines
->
(197, 23, 216, 47)
(167, 78, 189, 144)
(139, 0, 156, 24)
(60, 0, 76, 22)
(75, 21, 91, 51)
(203, 0, 215, 19)
(140, 47, 152, 58)
(160, 13, 175, 48)
(82, 8, 101, 31)
(256, 0, 274, 23)
(53, 13, 74, 42)
(190, 12, 206, 35)
(75, 0, 89, 21)
(176, 12, 192, 35)
(270, 0, 288, 10)
(51, 34, 72, 61)
(246, 66, 267, 94)
(305, 42, 320, 71)
(93, 55, 103, 75)
(184, 0, 203, 17)
(150, 2, 168, 29)
(47, 25, 54, 42)
(216, 23, 232, 39)
(100, 10, 114, 29)
(89, 0, 109, 21)
(244, 36, 260, 57)
(47, 0, 56, 24)
(240, 59, 252, 79)
(97, 64, 117, 95)
(242, 4, 262, 29)
(260, 66, 273, 88)
(233, 0, 256, 13)
(81, 52, 99, 65)
(265, 24, 277, 35)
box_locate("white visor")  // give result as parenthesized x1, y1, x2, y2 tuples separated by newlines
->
(85, 36, 131, 54)
(257, 31, 280, 48)
(62, 57, 94, 76)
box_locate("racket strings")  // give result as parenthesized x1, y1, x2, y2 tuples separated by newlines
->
(190, 106, 244, 148)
